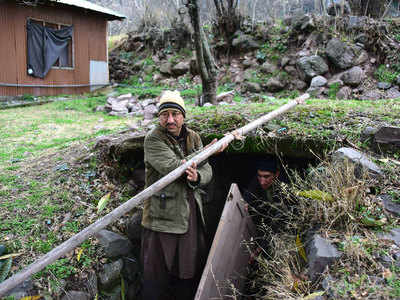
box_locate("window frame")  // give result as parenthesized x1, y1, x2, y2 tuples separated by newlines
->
(27, 18, 75, 70)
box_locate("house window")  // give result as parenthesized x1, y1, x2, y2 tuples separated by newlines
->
(27, 19, 74, 78)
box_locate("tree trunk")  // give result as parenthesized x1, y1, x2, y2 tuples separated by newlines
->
(349, 0, 387, 17)
(188, 0, 218, 105)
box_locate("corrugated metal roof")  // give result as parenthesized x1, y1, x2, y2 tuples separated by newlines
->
(51, 0, 126, 20)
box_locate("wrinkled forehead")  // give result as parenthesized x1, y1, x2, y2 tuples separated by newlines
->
(159, 108, 182, 115)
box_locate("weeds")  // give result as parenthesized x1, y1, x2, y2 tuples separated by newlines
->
(252, 157, 398, 299)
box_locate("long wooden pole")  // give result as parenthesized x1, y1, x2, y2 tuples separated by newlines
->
(0, 94, 309, 296)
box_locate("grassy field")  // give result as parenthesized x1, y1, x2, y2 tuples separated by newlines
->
(0, 90, 399, 298)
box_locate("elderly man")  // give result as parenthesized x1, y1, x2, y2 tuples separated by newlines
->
(141, 90, 225, 300)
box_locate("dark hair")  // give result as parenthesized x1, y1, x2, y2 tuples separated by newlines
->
(256, 158, 279, 173)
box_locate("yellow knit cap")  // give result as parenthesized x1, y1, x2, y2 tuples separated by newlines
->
(158, 90, 186, 117)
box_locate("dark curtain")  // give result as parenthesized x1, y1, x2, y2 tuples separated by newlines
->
(27, 19, 73, 78)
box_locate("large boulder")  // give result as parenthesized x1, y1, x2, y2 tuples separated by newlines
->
(306, 234, 342, 282)
(332, 147, 383, 178)
(260, 61, 278, 74)
(341, 66, 364, 87)
(310, 76, 327, 88)
(347, 16, 367, 31)
(291, 13, 315, 32)
(159, 62, 173, 76)
(336, 86, 353, 99)
(96, 230, 134, 258)
(264, 77, 286, 92)
(386, 87, 400, 99)
(296, 55, 329, 81)
(326, 38, 356, 69)
(232, 32, 260, 52)
(171, 61, 190, 77)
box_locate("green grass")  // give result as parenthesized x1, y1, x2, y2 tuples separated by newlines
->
(0, 96, 132, 168)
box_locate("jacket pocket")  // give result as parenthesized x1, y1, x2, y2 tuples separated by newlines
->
(149, 190, 177, 221)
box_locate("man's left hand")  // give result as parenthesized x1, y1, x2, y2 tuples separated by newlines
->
(186, 162, 198, 182)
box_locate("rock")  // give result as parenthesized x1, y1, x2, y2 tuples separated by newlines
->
(354, 33, 368, 45)
(265, 77, 286, 92)
(374, 126, 400, 147)
(397, 75, 400, 86)
(3, 279, 34, 299)
(117, 94, 132, 101)
(386, 87, 400, 99)
(260, 61, 278, 74)
(242, 58, 254, 69)
(336, 86, 352, 99)
(379, 194, 400, 216)
(332, 147, 383, 178)
(284, 65, 298, 77)
(347, 16, 367, 31)
(380, 228, 400, 247)
(171, 61, 190, 77)
(360, 90, 382, 100)
(378, 82, 391, 90)
(244, 81, 262, 93)
(61, 291, 91, 300)
(306, 87, 325, 98)
(280, 56, 290, 68)
(293, 79, 308, 90)
(99, 259, 124, 290)
(361, 126, 378, 142)
(232, 32, 260, 52)
(321, 275, 336, 298)
(143, 104, 158, 120)
(95, 230, 134, 258)
(296, 55, 329, 81)
(341, 66, 363, 87)
(159, 62, 173, 76)
(326, 38, 355, 69)
(291, 13, 315, 31)
(306, 234, 342, 282)
(243, 69, 254, 81)
(354, 50, 369, 65)
(141, 99, 157, 107)
(310, 76, 327, 88)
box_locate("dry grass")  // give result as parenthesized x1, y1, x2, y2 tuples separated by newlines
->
(250, 157, 400, 299)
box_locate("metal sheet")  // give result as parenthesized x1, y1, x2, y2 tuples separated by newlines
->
(195, 183, 256, 300)
(90, 60, 109, 91)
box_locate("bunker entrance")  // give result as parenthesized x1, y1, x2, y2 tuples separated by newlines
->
(204, 153, 316, 240)
(196, 152, 316, 299)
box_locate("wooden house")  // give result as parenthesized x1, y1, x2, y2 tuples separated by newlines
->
(0, 0, 124, 97)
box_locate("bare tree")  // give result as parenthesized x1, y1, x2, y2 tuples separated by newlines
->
(187, 0, 218, 105)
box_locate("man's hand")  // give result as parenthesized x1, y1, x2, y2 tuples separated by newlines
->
(205, 138, 229, 154)
(185, 162, 198, 182)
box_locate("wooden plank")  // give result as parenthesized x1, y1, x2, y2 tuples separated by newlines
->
(0, 2, 18, 96)
(195, 183, 256, 300)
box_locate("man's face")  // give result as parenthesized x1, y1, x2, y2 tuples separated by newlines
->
(257, 170, 278, 190)
(159, 109, 184, 136)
